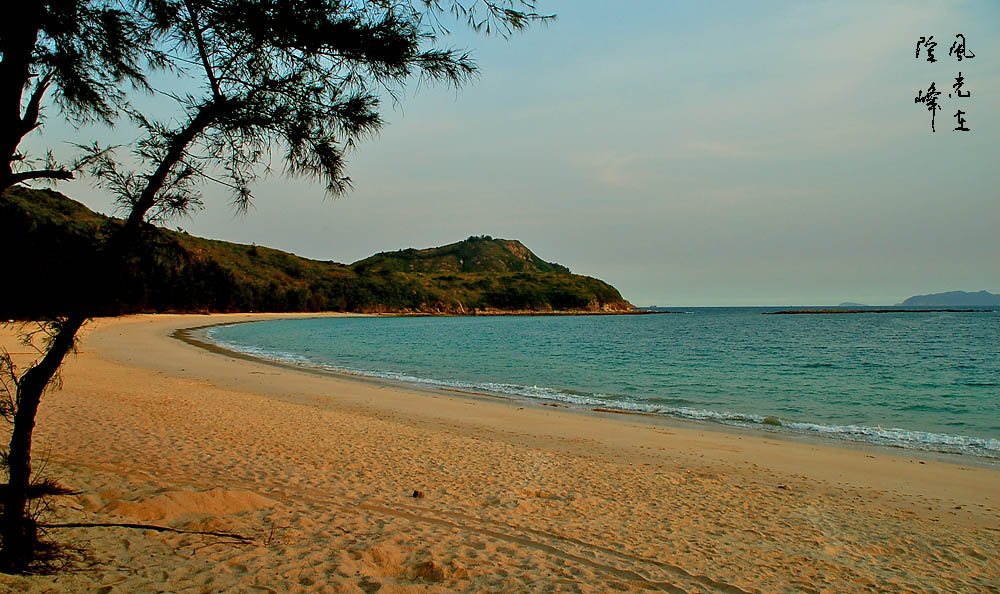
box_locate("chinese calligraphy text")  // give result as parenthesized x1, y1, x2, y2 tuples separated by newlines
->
(914, 34, 974, 132)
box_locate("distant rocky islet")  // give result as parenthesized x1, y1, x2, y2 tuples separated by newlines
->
(836, 290, 1000, 308)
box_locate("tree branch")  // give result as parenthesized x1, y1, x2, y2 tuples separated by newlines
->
(20, 71, 53, 136)
(184, 0, 223, 100)
(123, 100, 225, 231)
(7, 168, 74, 185)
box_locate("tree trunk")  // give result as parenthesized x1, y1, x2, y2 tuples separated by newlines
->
(1, 315, 85, 572)
(0, 6, 43, 191)
(0, 90, 224, 575)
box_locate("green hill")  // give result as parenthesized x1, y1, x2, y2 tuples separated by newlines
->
(354, 236, 571, 275)
(1, 186, 632, 317)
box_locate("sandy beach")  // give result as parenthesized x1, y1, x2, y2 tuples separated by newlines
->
(1, 313, 998, 593)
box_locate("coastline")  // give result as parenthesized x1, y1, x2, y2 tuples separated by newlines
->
(4, 313, 999, 593)
(188, 315, 1000, 465)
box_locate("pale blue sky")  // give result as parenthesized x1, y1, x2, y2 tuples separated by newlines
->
(24, 1, 1000, 306)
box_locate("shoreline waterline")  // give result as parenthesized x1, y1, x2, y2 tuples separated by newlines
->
(180, 316, 1000, 468)
(6, 312, 998, 592)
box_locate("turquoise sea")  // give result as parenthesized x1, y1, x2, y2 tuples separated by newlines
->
(205, 308, 1000, 461)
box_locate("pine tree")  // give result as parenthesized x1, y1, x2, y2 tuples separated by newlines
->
(1, 0, 550, 571)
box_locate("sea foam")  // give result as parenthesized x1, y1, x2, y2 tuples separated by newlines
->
(202, 324, 1000, 461)
(204, 308, 1000, 463)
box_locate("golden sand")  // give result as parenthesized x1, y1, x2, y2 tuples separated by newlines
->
(1, 314, 997, 593)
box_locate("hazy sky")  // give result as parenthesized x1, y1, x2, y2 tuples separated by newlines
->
(24, 1, 1000, 306)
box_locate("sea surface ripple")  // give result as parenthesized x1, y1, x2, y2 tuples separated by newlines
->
(205, 308, 1000, 460)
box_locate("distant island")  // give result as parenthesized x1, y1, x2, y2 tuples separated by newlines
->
(1, 187, 633, 317)
(898, 290, 1000, 306)
(767, 309, 993, 315)
(836, 291, 1000, 307)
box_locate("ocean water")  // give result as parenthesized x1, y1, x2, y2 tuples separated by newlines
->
(204, 308, 1000, 461)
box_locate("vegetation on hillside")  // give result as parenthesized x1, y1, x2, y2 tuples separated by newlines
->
(1, 187, 631, 318)
(355, 235, 571, 275)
